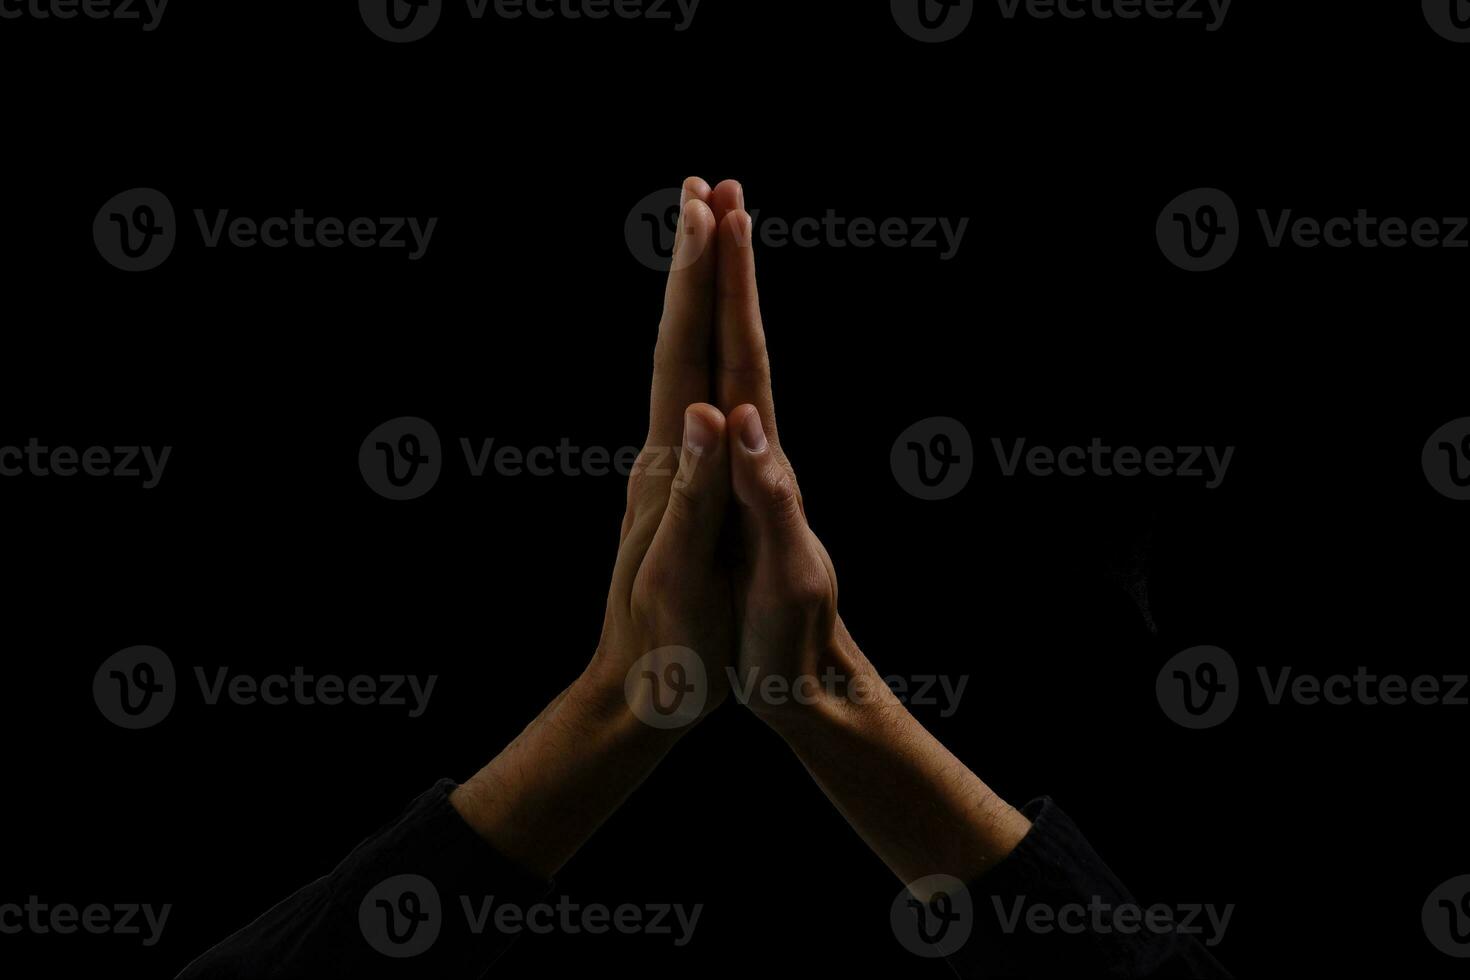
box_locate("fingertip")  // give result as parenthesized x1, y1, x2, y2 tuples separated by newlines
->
(719, 208, 754, 249)
(710, 178, 745, 215)
(726, 402, 755, 428)
(730, 403, 767, 454)
(683, 402, 727, 455)
(682, 176, 713, 202)
(682, 197, 716, 238)
(670, 198, 716, 273)
(686, 401, 727, 427)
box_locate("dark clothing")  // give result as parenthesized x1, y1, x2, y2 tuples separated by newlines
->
(176, 781, 1231, 979)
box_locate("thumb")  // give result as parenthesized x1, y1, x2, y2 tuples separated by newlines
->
(728, 404, 807, 547)
(650, 403, 731, 559)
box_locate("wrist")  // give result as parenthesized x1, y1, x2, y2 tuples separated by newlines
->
(568, 658, 692, 749)
(448, 665, 687, 879)
(751, 630, 909, 740)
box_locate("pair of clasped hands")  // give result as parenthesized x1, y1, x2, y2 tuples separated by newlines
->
(450, 178, 1030, 895)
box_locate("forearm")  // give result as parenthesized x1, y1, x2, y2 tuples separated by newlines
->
(450, 666, 683, 879)
(177, 671, 683, 979)
(765, 629, 1233, 978)
(762, 625, 1031, 888)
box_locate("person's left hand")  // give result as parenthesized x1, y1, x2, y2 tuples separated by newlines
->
(576, 176, 736, 731)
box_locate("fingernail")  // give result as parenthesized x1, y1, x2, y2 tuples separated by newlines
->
(733, 181, 746, 211)
(739, 410, 767, 453)
(684, 408, 715, 456)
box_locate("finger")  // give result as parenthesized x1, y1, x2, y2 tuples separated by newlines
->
(649, 181, 717, 450)
(651, 403, 731, 558)
(669, 175, 712, 267)
(708, 178, 744, 232)
(728, 403, 807, 553)
(716, 210, 778, 445)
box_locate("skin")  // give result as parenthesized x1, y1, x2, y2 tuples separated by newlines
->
(450, 177, 1032, 890)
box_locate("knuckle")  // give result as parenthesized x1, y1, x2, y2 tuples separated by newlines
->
(625, 450, 672, 510)
(634, 559, 679, 608)
(760, 465, 804, 528)
(788, 564, 835, 612)
(663, 480, 702, 526)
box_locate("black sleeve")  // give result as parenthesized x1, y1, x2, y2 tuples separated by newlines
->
(944, 798, 1234, 978)
(174, 779, 552, 979)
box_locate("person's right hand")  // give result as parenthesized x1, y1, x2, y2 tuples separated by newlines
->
(702, 181, 860, 726)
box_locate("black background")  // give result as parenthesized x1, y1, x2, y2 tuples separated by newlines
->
(1, 0, 1466, 976)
